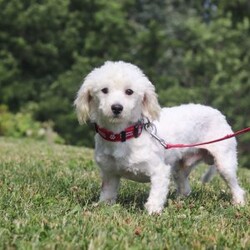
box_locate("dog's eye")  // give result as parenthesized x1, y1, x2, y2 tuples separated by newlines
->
(125, 89, 134, 95)
(101, 88, 109, 94)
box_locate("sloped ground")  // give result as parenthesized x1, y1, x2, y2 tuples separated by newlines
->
(0, 137, 249, 249)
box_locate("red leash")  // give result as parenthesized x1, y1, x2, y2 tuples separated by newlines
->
(166, 127, 250, 149)
(144, 121, 250, 149)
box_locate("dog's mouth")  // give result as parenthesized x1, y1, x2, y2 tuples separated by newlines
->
(109, 114, 123, 123)
(113, 113, 122, 118)
(100, 112, 123, 124)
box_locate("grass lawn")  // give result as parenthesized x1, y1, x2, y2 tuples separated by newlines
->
(0, 137, 249, 249)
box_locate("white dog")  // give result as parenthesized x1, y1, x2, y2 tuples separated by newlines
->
(74, 61, 245, 214)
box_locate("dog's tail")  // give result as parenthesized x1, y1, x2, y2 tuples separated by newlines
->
(201, 165, 217, 183)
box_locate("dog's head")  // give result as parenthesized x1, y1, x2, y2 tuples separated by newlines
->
(74, 61, 161, 126)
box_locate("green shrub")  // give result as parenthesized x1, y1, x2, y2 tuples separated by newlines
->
(0, 104, 64, 144)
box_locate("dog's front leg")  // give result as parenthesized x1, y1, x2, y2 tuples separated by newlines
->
(99, 171, 120, 205)
(145, 164, 171, 215)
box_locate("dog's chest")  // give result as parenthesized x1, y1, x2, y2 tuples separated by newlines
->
(95, 141, 152, 182)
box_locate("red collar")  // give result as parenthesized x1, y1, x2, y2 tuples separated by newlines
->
(94, 122, 143, 142)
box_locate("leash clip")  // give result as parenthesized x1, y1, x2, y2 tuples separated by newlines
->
(143, 118, 167, 148)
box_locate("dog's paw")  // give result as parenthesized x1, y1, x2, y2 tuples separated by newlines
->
(233, 197, 246, 206)
(232, 199, 245, 206)
(98, 198, 116, 205)
(176, 188, 191, 197)
(145, 202, 163, 215)
(232, 190, 246, 206)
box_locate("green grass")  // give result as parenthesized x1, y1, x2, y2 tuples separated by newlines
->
(0, 137, 249, 249)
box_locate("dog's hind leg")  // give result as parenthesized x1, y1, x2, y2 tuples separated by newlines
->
(172, 160, 192, 197)
(172, 153, 203, 197)
(206, 145, 245, 205)
(199, 149, 217, 183)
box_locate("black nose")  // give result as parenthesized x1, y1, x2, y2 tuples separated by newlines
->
(111, 104, 123, 115)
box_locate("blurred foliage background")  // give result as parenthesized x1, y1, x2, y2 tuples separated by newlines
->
(0, 0, 249, 167)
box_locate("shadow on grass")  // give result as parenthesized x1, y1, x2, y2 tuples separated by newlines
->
(117, 187, 177, 212)
(181, 186, 232, 206)
(73, 179, 232, 212)
(118, 191, 148, 211)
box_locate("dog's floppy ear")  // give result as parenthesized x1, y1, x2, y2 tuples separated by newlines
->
(74, 83, 92, 124)
(142, 85, 161, 121)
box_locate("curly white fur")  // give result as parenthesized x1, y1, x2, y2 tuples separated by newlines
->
(74, 61, 245, 214)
